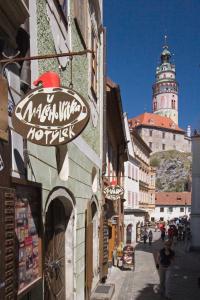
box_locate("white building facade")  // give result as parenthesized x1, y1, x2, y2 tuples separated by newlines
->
(154, 192, 191, 222)
(123, 114, 146, 244)
(191, 134, 200, 250)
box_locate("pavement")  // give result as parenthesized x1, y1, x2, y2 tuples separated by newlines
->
(106, 231, 200, 300)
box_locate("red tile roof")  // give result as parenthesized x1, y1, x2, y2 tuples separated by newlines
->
(155, 192, 191, 206)
(129, 112, 184, 133)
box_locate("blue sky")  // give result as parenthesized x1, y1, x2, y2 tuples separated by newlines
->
(104, 0, 200, 130)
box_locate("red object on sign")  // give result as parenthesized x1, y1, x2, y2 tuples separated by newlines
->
(33, 71, 61, 88)
(111, 180, 117, 186)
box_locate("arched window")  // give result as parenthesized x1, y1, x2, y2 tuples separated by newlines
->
(154, 101, 157, 110)
(171, 100, 175, 109)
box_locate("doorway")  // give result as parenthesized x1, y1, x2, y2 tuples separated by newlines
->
(126, 224, 132, 244)
(85, 199, 99, 299)
(44, 194, 74, 300)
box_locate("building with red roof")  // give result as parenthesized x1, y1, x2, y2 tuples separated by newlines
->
(154, 192, 191, 221)
(128, 112, 191, 153)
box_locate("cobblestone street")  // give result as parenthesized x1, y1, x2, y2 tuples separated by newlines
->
(107, 232, 200, 300)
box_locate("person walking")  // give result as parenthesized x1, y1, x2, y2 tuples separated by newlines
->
(167, 226, 174, 241)
(184, 227, 192, 252)
(161, 226, 166, 241)
(148, 230, 153, 245)
(156, 240, 175, 299)
(143, 228, 148, 244)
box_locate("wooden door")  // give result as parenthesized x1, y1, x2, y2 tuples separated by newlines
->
(44, 200, 66, 300)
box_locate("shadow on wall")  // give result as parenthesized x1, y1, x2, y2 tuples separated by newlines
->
(14, 148, 26, 177)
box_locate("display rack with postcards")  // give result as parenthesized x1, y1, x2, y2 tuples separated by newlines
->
(15, 183, 42, 295)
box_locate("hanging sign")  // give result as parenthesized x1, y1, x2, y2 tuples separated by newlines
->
(103, 184, 124, 201)
(11, 72, 90, 146)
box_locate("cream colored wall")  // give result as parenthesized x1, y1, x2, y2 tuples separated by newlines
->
(191, 135, 200, 249)
(139, 127, 191, 153)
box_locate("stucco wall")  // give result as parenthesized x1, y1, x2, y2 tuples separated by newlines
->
(28, 1, 103, 299)
(138, 127, 191, 153)
(191, 136, 200, 249)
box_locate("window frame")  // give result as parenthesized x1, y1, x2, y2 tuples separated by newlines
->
(90, 27, 98, 100)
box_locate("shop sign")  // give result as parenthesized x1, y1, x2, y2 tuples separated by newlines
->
(12, 84, 90, 146)
(103, 184, 124, 201)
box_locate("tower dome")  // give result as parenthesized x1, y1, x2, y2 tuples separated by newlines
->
(161, 46, 171, 63)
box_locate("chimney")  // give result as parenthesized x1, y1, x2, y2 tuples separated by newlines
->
(186, 125, 191, 137)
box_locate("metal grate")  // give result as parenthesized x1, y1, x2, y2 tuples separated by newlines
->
(94, 285, 111, 294)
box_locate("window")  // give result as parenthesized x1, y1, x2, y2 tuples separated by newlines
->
(74, 0, 87, 43)
(57, 0, 68, 16)
(91, 29, 98, 98)
(188, 207, 191, 212)
(162, 132, 165, 139)
(128, 191, 131, 206)
(128, 164, 131, 178)
(173, 134, 176, 141)
(136, 169, 138, 181)
(135, 193, 138, 206)
(168, 207, 173, 212)
(149, 130, 153, 137)
(149, 142, 152, 149)
(160, 207, 164, 212)
(162, 144, 165, 150)
(180, 207, 184, 212)
(47, 0, 70, 68)
(132, 192, 134, 207)
(132, 166, 134, 180)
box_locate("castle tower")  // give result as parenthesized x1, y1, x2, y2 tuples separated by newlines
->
(152, 37, 178, 124)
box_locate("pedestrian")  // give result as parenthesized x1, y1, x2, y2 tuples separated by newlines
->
(148, 230, 153, 245)
(167, 226, 174, 241)
(173, 226, 178, 245)
(156, 240, 175, 299)
(184, 227, 191, 252)
(161, 227, 166, 241)
(178, 225, 183, 241)
(143, 229, 148, 244)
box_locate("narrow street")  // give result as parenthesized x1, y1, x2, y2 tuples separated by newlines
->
(107, 232, 200, 300)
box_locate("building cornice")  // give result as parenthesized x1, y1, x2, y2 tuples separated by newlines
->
(136, 124, 185, 134)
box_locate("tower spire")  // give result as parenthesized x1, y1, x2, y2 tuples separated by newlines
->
(164, 35, 168, 49)
(161, 36, 171, 63)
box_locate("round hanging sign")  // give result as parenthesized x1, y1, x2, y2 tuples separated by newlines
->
(12, 87, 90, 146)
(103, 184, 124, 201)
